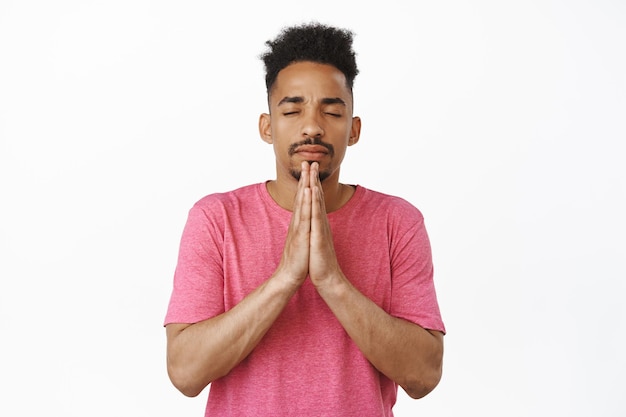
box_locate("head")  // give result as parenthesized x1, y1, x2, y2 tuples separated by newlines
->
(260, 22, 359, 98)
(258, 23, 361, 184)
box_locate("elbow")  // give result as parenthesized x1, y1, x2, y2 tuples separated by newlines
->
(402, 341, 444, 399)
(402, 367, 442, 399)
(176, 383, 204, 398)
(167, 362, 209, 398)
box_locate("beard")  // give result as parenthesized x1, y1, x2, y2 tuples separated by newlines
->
(290, 163, 332, 182)
(287, 137, 335, 182)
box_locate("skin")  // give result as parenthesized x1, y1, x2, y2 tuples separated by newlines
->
(166, 61, 444, 399)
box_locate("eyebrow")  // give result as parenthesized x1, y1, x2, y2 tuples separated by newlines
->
(321, 97, 346, 106)
(277, 96, 346, 106)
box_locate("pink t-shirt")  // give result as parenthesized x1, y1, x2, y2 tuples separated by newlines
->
(165, 183, 445, 416)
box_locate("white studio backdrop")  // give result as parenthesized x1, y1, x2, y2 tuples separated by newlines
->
(1, 1, 624, 416)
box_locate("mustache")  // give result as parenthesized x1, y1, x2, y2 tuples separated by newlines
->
(288, 137, 335, 157)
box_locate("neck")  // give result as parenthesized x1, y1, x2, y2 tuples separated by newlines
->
(266, 171, 354, 213)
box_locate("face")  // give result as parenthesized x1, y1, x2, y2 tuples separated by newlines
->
(259, 61, 361, 183)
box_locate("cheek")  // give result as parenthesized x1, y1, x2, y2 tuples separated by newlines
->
(332, 121, 353, 137)
(270, 119, 297, 142)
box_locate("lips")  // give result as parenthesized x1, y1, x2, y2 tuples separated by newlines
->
(295, 145, 329, 154)
(288, 139, 335, 158)
(293, 145, 329, 161)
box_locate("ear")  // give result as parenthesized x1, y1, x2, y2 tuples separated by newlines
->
(259, 113, 272, 144)
(348, 116, 361, 146)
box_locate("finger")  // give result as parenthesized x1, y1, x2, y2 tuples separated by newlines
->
(311, 184, 330, 245)
(297, 161, 309, 193)
(310, 183, 335, 275)
(300, 162, 312, 225)
(291, 161, 309, 224)
(309, 162, 327, 217)
(309, 162, 319, 189)
(302, 184, 312, 225)
(311, 183, 321, 225)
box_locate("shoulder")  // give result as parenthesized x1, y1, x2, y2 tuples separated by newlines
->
(355, 186, 424, 223)
(181, 184, 265, 228)
(191, 183, 263, 212)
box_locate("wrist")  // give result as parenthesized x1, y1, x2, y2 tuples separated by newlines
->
(313, 270, 350, 300)
(270, 266, 306, 295)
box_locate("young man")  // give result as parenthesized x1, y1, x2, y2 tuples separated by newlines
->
(164, 23, 445, 416)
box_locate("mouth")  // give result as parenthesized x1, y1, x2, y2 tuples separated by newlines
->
(288, 140, 335, 160)
(293, 145, 330, 161)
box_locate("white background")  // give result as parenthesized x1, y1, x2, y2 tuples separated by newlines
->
(1, 1, 625, 416)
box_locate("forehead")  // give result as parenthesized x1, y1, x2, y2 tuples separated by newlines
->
(270, 61, 352, 105)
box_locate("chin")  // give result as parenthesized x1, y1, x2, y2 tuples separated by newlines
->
(289, 167, 331, 182)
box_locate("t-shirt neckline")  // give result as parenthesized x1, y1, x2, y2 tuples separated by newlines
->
(257, 181, 365, 219)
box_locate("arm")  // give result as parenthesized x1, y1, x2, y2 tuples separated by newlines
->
(166, 273, 299, 397)
(315, 276, 444, 399)
(306, 163, 444, 398)
(166, 174, 314, 397)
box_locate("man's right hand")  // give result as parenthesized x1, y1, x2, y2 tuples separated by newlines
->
(275, 161, 313, 287)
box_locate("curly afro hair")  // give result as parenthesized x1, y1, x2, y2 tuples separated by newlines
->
(260, 22, 359, 94)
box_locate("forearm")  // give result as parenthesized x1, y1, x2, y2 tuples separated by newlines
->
(166, 273, 299, 397)
(316, 274, 444, 399)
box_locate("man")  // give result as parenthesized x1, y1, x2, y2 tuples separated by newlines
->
(164, 22, 445, 416)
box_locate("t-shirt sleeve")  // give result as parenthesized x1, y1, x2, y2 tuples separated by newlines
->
(163, 200, 225, 326)
(389, 206, 446, 334)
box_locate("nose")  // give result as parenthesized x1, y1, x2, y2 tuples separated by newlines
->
(301, 111, 324, 139)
